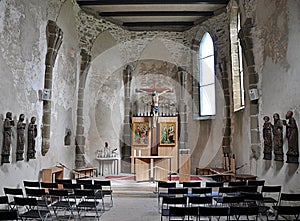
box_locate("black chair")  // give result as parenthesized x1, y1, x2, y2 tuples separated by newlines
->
(198, 206, 229, 221)
(76, 179, 93, 186)
(40, 182, 58, 190)
(48, 189, 75, 220)
(229, 205, 259, 220)
(74, 189, 102, 220)
(3, 188, 24, 210)
(161, 196, 187, 221)
(83, 184, 105, 211)
(14, 196, 51, 221)
(156, 181, 177, 210)
(0, 210, 18, 220)
(55, 179, 72, 185)
(274, 205, 300, 221)
(23, 180, 40, 188)
(94, 180, 113, 207)
(168, 188, 189, 197)
(25, 188, 51, 208)
(205, 182, 224, 197)
(183, 182, 201, 189)
(168, 206, 199, 221)
(261, 185, 281, 206)
(247, 180, 265, 187)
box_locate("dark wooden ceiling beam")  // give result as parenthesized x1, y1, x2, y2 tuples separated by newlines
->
(99, 11, 214, 17)
(123, 21, 194, 27)
(77, 0, 229, 6)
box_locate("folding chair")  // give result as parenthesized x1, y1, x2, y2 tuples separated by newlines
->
(74, 189, 102, 220)
(228, 181, 247, 187)
(168, 188, 189, 198)
(76, 179, 93, 186)
(14, 196, 51, 221)
(161, 196, 187, 221)
(168, 206, 199, 221)
(3, 188, 24, 210)
(273, 193, 300, 220)
(0, 196, 10, 211)
(94, 180, 113, 207)
(0, 210, 18, 220)
(191, 187, 212, 196)
(25, 188, 51, 208)
(156, 182, 177, 210)
(229, 205, 259, 221)
(205, 182, 224, 197)
(83, 184, 105, 211)
(261, 185, 281, 206)
(48, 189, 75, 220)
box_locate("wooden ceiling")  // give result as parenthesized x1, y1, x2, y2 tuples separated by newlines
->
(76, 0, 229, 32)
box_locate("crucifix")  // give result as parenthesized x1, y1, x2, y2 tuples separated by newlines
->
(136, 81, 174, 155)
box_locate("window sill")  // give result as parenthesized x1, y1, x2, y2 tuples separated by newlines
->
(194, 115, 216, 121)
(234, 106, 245, 113)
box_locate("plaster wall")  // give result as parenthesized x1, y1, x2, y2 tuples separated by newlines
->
(0, 0, 80, 191)
(232, 0, 300, 191)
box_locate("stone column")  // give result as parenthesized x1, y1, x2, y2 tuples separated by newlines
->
(178, 67, 188, 150)
(42, 20, 63, 156)
(75, 49, 91, 168)
(121, 65, 132, 173)
(239, 18, 261, 160)
(219, 59, 232, 155)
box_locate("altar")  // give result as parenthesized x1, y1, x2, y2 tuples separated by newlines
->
(131, 116, 179, 182)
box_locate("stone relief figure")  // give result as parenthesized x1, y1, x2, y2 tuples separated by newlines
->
(27, 116, 37, 161)
(16, 114, 26, 161)
(283, 111, 299, 164)
(1, 112, 14, 164)
(263, 116, 273, 160)
(273, 113, 284, 161)
(64, 129, 71, 146)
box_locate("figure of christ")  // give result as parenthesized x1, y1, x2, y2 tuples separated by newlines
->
(136, 81, 173, 128)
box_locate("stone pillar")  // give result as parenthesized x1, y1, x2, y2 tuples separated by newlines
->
(178, 67, 188, 150)
(121, 65, 132, 173)
(239, 18, 260, 160)
(75, 49, 91, 168)
(42, 20, 63, 156)
(219, 59, 232, 155)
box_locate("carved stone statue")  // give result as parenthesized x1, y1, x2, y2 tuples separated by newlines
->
(273, 113, 284, 161)
(284, 111, 299, 164)
(64, 129, 71, 146)
(16, 114, 26, 161)
(263, 116, 273, 160)
(1, 112, 14, 164)
(27, 116, 37, 161)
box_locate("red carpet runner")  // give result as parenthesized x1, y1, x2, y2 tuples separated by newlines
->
(105, 175, 201, 181)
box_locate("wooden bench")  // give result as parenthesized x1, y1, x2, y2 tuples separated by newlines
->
(73, 167, 97, 179)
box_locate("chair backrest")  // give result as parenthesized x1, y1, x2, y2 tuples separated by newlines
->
(168, 188, 188, 195)
(48, 189, 69, 197)
(205, 181, 224, 187)
(275, 205, 300, 216)
(94, 180, 111, 187)
(182, 182, 201, 188)
(189, 196, 213, 206)
(23, 180, 40, 188)
(3, 188, 23, 196)
(222, 196, 245, 205)
(63, 183, 81, 190)
(169, 206, 199, 219)
(238, 185, 258, 193)
(14, 196, 37, 207)
(219, 187, 238, 195)
(261, 185, 281, 193)
(76, 179, 93, 185)
(40, 182, 58, 189)
(0, 210, 18, 220)
(25, 188, 47, 197)
(279, 193, 300, 206)
(74, 189, 95, 197)
(157, 181, 176, 190)
(55, 179, 72, 185)
(191, 187, 212, 195)
(0, 196, 9, 205)
(247, 180, 265, 187)
(162, 196, 187, 207)
(83, 184, 102, 190)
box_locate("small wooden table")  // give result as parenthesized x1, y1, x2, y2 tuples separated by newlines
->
(132, 156, 173, 182)
(73, 167, 96, 179)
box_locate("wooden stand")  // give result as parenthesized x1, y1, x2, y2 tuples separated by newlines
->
(179, 152, 190, 182)
(41, 166, 64, 183)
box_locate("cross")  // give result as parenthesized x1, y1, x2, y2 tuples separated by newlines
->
(136, 81, 174, 156)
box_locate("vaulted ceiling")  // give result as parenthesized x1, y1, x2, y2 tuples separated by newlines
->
(76, 0, 229, 32)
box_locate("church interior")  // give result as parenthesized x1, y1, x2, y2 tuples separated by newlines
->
(0, 0, 300, 220)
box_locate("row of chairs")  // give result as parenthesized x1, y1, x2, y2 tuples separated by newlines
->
(0, 178, 113, 220)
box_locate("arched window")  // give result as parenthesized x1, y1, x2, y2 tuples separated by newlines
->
(231, 10, 245, 111)
(199, 32, 216, 116)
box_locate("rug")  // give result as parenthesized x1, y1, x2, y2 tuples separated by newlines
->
(105, 175, 201, 181)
